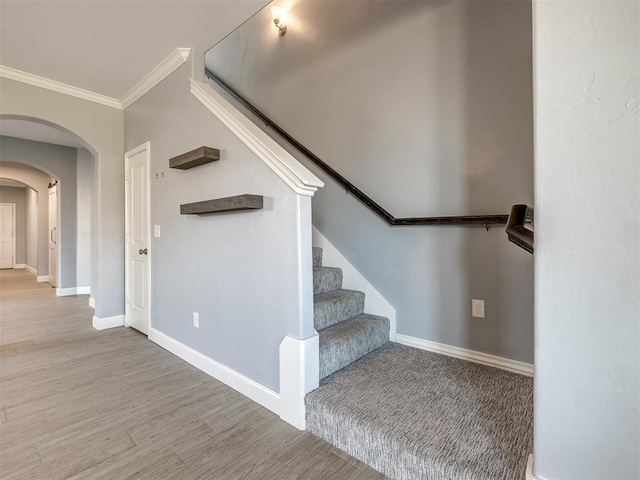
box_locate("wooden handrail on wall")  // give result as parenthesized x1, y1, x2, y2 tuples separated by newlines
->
(205, 69, 509, 227)
(506, 204, 534, 254)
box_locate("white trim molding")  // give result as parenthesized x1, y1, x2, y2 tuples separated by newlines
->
(92, 314, 125, 330)
(56, 287, 77, 297)
(0, 65, 121, 109)
(26, 265, 37, 275)
(526, 455, 546, 480)
(279, 333, 319, 430)
(13, 264, 26, 269)
(313, 227, 397, 341)
(88, 297, 95, 309)
(76, 286, 90, 295)
(396, 334, 534, 377)
(36, 275, 49, 282)
(149, 327, 280, 415)
(190, 79, 324, 197)
(120, 48, 191, 109)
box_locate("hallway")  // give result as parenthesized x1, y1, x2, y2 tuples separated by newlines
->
(0, 269, 386, 479)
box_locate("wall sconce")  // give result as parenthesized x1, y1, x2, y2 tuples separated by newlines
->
(271, 6, 287, 36)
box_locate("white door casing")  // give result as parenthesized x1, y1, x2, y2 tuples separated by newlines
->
(0, 204, 16, 269)
(48, 186, 58, 286)
(125, 142, 151, 335)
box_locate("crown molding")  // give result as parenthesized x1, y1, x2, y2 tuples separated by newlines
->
(120, 48, 191, 109)
(0, 65, 122, 109)
(0, 48, 192, 110)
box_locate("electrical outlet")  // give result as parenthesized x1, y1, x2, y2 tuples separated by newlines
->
(192, 312, 199, 328)
(472, 299, 485, 318)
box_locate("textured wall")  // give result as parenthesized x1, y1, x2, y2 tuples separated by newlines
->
(0, 186, 27, 265)
(25, 186, 38, 269)
(533, 1, 640, 478)
(206, 0, 534, 362)
(0, 137, 78, 288)
(76, 148, 93, 289)
(0, 162, 50, 277)
(125, 63, 312, 392)
(0, 78, 124, 318)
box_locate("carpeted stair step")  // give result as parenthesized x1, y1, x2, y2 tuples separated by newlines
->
(306, 343, 534, 480)
(312, 247, 323, 267)
(319, 314, 389, 379)
(313, 267, 343, 295)
(314, 289, 365, 330)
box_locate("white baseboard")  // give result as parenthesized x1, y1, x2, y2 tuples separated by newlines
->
(13, 264, 25, 269)
(312, 227, 397, 341)
(92, 314, 124, 330)
(76, 286, 90, 295)
(148, 327, 280, 415)
(396, 334, 534, 377)
(56, 287, 77, 297)
(26, 265, 37, 275)
(88, 297, 95, 309)
(525, 455, 546, 480)
(36, 275, 49, 282)
(279, 333, 319, 430)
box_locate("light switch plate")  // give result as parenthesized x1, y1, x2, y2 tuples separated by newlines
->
(153, 225, 161, 238)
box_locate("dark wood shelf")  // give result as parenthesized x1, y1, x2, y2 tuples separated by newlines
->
(180, 194, 263, 215)
(169, 146, 220, 170)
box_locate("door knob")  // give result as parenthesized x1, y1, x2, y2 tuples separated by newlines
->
(139, 248, 148, 255)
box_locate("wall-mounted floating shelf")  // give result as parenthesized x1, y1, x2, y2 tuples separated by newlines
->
(180, 194, 263, 215)
(169, 146, 220, 170)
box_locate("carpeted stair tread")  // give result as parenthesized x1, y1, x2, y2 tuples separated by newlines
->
(314, 289, 365, 330)
(319, 314, 389, 380)
(312, 247, 323, 267)
(306, 342, 534, 480)
(313, 267, 343, 295)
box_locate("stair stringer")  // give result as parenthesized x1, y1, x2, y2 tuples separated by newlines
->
(312, 227, 397, 341)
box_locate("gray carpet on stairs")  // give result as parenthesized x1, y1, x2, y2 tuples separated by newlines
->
(306, 342, 533, 480)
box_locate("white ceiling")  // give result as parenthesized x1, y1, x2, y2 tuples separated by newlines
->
(0, 119, 85, 148)
(0, 0, 269, 99)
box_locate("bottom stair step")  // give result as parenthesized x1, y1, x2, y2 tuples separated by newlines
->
(319, 314, 389, 380)
(306, 343, 534, 480)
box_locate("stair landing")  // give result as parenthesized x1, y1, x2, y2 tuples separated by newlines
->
(306, 343, 533, 480)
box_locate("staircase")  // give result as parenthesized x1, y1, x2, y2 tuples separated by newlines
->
(306, 250, 534, 480)
(312, 247, 390, 380)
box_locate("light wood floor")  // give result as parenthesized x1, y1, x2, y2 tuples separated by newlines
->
(0, 269, 387, 479)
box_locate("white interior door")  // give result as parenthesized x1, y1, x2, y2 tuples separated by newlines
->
(48, 186, 58, 286)
(0, 204, 15, 269)
(125, 143, 150, 335)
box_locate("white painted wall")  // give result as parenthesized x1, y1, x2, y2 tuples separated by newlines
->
(76, 148, 93, 289)
(533, 1, 639, 478)
(25, 185, 37, 270)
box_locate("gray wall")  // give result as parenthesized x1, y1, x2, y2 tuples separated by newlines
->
(125, 62, 313, 392)
(0, 162, 50, 276)
(206, 0, 534, 362)
(0, 136, 78, 288)
(0, 78, 124, 318)
(533, 1, 639, 478)
(25, 186, 37, 269)
(76, 148, 93, 289)
(0, 186, 26, 265)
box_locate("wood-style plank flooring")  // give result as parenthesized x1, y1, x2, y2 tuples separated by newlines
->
(0, 269, 387, 479)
